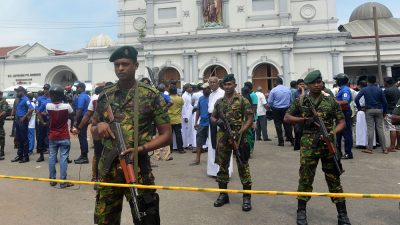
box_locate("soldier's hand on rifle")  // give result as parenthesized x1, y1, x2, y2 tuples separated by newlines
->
(95, 122, 115, 139)
(303, 116, 318, 127)
(216, 119, 225, 130)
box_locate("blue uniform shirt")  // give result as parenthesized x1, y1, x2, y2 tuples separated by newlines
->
(36, 95, 46, 110)
(16, 96, 34, 117)
(197, 96, 209, 127)
(336, 85, 352, 112)
(38, 97, 51, 121)
(77, 92, 90, 116)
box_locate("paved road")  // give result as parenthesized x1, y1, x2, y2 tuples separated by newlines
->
(0, 120, 399, 225)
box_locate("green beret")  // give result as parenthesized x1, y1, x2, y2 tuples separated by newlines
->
(109, 46, 138, 62)
(222, 74, 236, 83)
(304, 70, 322, 84)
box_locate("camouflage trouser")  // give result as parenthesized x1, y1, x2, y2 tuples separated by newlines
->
(0, 122, 5, 146)
(216, 132, 252, 185)
(95, 154, 158, 225)
(297, 134, 344, 203)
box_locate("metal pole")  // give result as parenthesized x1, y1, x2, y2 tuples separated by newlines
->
(373, 6, 383, 85)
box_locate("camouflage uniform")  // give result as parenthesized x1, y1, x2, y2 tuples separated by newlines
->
(287, 94, 345, 203)
(0, 98, 8, 148)
(93, 82, 169, 225)
(212, 94, 253, 185)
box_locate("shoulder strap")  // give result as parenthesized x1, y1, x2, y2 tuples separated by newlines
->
(133, 81, 139, 180)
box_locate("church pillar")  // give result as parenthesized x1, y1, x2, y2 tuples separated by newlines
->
(192, 53, 199, 82)
(183, 54, 190, 84)
(331, 51, 340, 79)
(281, 48, 291, 86)
(146, 0, 154, 34)
(239, 50, 248, 87)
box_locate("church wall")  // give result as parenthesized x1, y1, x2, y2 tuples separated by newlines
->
(2, 57, 88, 88)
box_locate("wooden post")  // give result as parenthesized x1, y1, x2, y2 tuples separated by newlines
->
(373, 6, 383, 85)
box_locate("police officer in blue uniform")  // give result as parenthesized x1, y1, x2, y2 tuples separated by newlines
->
(334, 74, 353, 159)
(11, 86, 34, 163)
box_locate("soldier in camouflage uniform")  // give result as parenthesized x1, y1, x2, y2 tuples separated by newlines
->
(0, 91, 8, 160)
(210, 74, 254, 212)
(91, 46, 171, 225)
(284, 70, 351, 225)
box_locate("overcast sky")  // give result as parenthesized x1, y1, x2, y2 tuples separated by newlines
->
(0, 0, 399, 51)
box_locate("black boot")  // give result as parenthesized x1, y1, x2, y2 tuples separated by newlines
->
(19, 156, 29, 163)
(36, 154, 44, 162)
(0, 145, 4, 160)
(297, 200, 308, 225)
(214, 183, 229, 207)
(336, 202, 351, 225)
(242, 184, 252, 211)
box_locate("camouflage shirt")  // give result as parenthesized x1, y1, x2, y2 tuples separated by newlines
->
(287, 93, 344, 134)
(0, 98, 8, 124)
(212, 93, 253, 131)
(95, 82, 170, 151)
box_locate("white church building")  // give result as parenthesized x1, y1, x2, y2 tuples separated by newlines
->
(0, 1, 399, 91)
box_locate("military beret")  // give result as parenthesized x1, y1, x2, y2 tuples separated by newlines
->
(222, 74, 236, 83)
(109, 46, 138, 62)
(304, 70, 322, 84)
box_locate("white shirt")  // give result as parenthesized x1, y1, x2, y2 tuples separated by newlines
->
(192, 91, 203, 108)
(255, 91, 267, 116)
(208, 87, 225, 113)
(182, 92, 193, 119)
(88, 94, 99, 112)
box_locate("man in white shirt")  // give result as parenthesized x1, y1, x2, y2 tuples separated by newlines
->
(207, 76, 226, 176)
(191, 84, 204, 149)
(255, 86, 271, 141)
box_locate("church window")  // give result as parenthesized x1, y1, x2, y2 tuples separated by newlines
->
(158, 7, 177, 20)
(252, 0, 275, 11)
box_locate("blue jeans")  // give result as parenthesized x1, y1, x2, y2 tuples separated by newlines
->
(28, 128, 35, 154)
(48, 139, 70, 180)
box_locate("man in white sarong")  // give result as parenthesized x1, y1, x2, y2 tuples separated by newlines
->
(207, 76, 232, 177)
(182, 84, 194, 149)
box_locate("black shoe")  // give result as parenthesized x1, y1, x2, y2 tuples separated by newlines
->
(36, 155, 44, 162)
(49, 182, 57, 187)
(214, 193, 230, 207)
(11, 156, 22, 162)
(74, 157, 89, 164)
(297, 200, 308, 225)
(278, 143, 284, 147)
(341, 154, 353, 160)
(19, 157, 29, 163)
(74, 156, 83, 162)
(67, 158, 72, 164)
(242, 195, 252, 211)
(60, 182, 74, 188)
(0, 156, 4, 160)
(336, 202, 351, 225)
(264, 138, 272, 141)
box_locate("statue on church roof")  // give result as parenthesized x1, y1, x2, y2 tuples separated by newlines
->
(203, 0, 223, 28)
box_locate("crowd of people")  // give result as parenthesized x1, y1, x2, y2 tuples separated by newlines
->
(1, 45, 398, 225)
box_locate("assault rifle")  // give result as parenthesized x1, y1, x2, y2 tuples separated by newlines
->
(103, 103, 145, 223)
(219, 111, 244, 168)
(305, 96, 344, 176)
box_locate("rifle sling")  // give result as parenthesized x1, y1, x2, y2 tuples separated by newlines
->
(133, 82, 139, 181)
